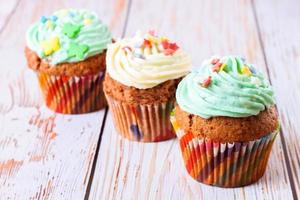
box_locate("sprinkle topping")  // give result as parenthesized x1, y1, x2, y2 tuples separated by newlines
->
(50, 15, 58, 21)
(41, 36, 60, 56)
(201, 76, 212, 88)
(143, 39, 152, 48)
(211, 58, 227, 73)
(40, 16, 48, 23)
(62, 23, 82, 38)
(84, 18, 92, 25)
(67, 43, 89, 59)
(241, 66, 252, 75)
(148, 30, 156, 36)
(211, 58, 220, 65)
(212, 62, 222, 72)
(162, 40, 179, 55)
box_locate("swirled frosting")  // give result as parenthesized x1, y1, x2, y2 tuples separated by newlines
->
(176, 56, 275, 118)
(26, 9, 112, 65)
(106, 31, 192, 89)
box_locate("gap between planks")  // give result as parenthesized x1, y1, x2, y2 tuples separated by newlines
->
(83, 0, 133, 199)
(251, 0, 298, 199)
(0, 0, 21, 34)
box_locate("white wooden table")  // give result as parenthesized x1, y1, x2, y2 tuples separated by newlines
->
(0, 0, 299, 199)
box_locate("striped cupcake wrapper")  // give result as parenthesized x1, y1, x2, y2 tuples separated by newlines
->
(106, 95, 176, 142)
(170, 114, 278, 187)
(37, 72, 106, 114)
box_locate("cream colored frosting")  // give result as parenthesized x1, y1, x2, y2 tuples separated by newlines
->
(106, 32, 192, 89)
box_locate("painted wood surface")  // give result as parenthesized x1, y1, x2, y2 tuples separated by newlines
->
(0, 0, 299, 199)
(0, 0, 20, 32)
(0, 0, 129, 199)
(253, 0, 300, 197)
(89, 0, 298, 199)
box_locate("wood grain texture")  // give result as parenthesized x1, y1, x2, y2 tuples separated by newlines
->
(0, 0, 129, 199)
(0, 0, 20, 32)
(0, 106, 104, 199)
(89, 0, 295, 199)
(253, 0, 300, 198)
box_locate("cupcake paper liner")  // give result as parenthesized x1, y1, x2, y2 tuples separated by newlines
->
(106, 95, 176, 142)
(37, 72, 106, 114)
(170, 114, 278, 187)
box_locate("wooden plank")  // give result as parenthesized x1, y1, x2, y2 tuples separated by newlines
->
(0, 106, 104, 199)
(0, 0, 129, 198)
(253, 0, 300, 198)
(89, 0, 295, 199)
(0, 0, 20, 32)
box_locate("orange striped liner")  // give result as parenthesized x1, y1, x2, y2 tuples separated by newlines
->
(105, 95, 176, 142)
(37, 72, 106, 114)
(171, 115, 278, 187)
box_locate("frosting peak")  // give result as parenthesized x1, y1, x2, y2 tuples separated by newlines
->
(26, 9, 112, 65)
(106, 31, 192, 89)
(176, 56, 275, 119)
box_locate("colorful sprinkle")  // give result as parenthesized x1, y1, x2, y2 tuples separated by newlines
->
(62, 23, 82, 38)
(67, 43, 89, 59)
(84, 18, 92, 25)
(41, 36, 60, 56)
(162, 40, 179, 55)
(45, 20, 55, 29)
(220, 63, 227, 71)
(40, 16, 48, 23)
(148, 30, 156, 36)
(212, 62, 222, 72)
(202, 76, 212, 88)
(50, 15, 58, 21)
(122, 46, 133, 54)
(211, 58, 220, 65)
(143, 39, 152, 48)
(249, 65, 257, 74)
(148, 35, 159, 44)
(160, 36, 168, 42)
(241, 66, 252, 75)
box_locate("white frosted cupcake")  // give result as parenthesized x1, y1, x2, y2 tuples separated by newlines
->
(104, 31, 192, 142)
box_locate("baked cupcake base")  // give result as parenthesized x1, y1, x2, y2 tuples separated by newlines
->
(171, 114, 278, 187)
(38, 72, 106, 114)
(106, 95, 176, 142)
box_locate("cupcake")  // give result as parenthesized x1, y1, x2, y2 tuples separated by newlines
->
(171, 55, 279, 187)
(25, 9, 112, 114)
(104, 31, 192, 142)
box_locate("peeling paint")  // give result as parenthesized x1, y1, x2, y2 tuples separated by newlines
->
(0, 159, 23, 177)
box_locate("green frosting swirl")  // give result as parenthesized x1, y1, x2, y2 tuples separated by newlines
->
(176, 56, 275, 119)
(26, 9, 112, 64)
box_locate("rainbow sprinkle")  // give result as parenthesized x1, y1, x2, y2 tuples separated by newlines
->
(211, 58, 220, 65)
(51, 15, 58, 21)
(202, 76, 212, 88)
(45, 20, 54, 29)
(161, 40, 179, 55)
(40, 16, 48, 23)
(41, 36, 60, 56)
(212, 62, 222, 72)
(241, 66, 252, 75)
(84, 18, 92, 25)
